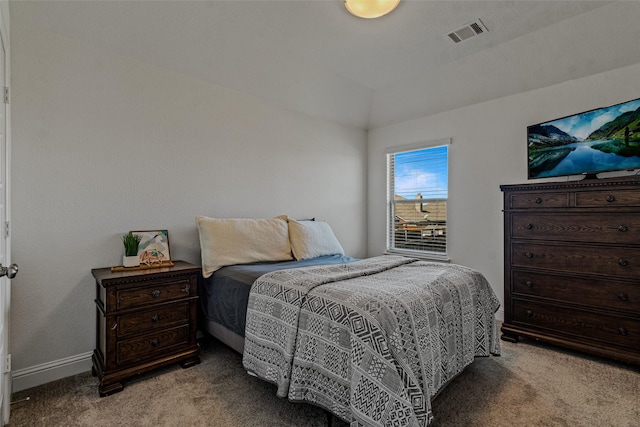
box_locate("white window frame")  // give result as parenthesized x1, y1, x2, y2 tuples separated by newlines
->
(385, 138, 451, 261)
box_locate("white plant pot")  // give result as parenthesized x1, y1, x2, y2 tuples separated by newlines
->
(123, 255, 140, 268)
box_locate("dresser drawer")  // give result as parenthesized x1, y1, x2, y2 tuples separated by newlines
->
(576, 189, 640, 207)
(507, 192, 570, 209)
(511, 213, 640, 244)
(511, 242, 640, 278)
(116, 277, 194, 310)
(512, 270, 640, 312)
(117, 325, 190, 366)
(117, 302, 190, 338)
(511, 299, 640, 349)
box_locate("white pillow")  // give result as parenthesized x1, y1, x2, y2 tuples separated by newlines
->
(288, 219, 344, 260)
(196, 216, 293, 278)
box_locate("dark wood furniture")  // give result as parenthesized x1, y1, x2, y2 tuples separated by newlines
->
(501, 176, 640, 365)
(91, 261, 201, 396)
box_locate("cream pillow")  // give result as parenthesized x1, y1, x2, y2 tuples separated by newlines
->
(288, 219, 344, 260)
(196, 215, 293, 278)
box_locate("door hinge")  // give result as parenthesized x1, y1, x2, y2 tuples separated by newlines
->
(3, 87, 8, 104)
(4, 221, 8, 238)
(4, 354, 10, 373)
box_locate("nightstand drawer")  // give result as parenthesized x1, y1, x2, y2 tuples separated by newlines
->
(117, 302, 190, 338)
(116, 277, 194, 310)
(117, 325, 190, 366)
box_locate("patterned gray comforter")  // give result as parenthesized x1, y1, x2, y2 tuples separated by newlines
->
(242, 255, 501, 426)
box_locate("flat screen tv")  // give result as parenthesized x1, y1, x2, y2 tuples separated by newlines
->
(527, 97, 640, 179)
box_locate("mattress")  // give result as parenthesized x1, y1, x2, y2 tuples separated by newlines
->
(198, 254, 357, 341)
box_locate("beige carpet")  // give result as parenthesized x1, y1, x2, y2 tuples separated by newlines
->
(8, 338, 640, 427)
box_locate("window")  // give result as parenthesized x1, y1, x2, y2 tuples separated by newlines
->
(387, 141, 449, 258)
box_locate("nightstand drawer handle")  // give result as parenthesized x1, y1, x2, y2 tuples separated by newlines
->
(525, 223, 533, 230)
(525, 310, 533, 317)
(618, 225, 629, 232)
(151, 290, 161, 298)
(606, 195, 616, 203)
(151, 338, 160, 347)
(618, 258, 628, 267)
(618, 327, 628, 336)
(181, 284, 190, 293)
(534, 197, 542, 204)
(525, 281, 533, 288)
(525, 252, 534, 259)
(618, 293, 629, 301)
(151, 314, 159, 323)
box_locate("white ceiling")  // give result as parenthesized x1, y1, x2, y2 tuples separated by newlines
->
(11, 1, 640, 129)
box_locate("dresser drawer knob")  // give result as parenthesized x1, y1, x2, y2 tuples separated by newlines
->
(618, 293, 629, 301)
(618, 258, 629, 267)
(606, 195, 616, 203)
(526, 310, 533, 317)
(525, 223, 533, 230)
(525, 252, 534, 259)
(151, 338, 160, 347)
(151, 290, 161, 298)
(525, 281, 533, 288)
(181, 284, 190, 294)
(617, 225, 629, 232)
(534, 197, 542, 204)
(618, 327, 628, 336)
(151, 314, 159, 323)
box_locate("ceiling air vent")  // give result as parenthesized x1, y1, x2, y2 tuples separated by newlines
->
(446, 19, 488, 44)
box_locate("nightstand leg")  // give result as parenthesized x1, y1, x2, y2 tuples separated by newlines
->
(180, 356, 201, 369)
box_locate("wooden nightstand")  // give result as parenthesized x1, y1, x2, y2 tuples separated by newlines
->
(91, 261, 201, 396)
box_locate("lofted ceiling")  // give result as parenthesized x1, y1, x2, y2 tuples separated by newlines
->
(11, 1, 640, 129)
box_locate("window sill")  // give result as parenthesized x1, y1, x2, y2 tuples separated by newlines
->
(384, 250, 450, 263)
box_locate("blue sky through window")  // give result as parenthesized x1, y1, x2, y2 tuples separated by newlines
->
(394, 145, 448, 199)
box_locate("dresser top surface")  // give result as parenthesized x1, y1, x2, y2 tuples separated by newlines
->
(500, 175, 640, 192)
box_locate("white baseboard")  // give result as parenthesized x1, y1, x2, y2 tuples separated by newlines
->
(11, 351, 93, 393)
(9, 310, 505, 394)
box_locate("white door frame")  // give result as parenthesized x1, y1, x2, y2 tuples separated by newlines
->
(0, 1, 11, 424)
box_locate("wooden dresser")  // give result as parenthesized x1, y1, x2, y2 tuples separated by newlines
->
(91, 261, 201, 396)
(501, 176, 640, 365)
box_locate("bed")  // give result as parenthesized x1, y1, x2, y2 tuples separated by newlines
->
(196, 215, 501, 426)
(198, 254, 358, 354)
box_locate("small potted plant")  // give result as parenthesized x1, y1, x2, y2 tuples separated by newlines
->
(122, 233, 142, 268)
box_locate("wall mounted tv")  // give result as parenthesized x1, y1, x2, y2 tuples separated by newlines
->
(527, 97, 640, 179)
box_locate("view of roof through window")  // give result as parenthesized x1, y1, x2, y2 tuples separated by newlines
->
(390, 145, 448, 254)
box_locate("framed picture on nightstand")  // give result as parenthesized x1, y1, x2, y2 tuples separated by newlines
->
(130, 229, 171, 265)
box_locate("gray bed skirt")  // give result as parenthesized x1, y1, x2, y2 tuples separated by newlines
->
(203, 319, 245, 354)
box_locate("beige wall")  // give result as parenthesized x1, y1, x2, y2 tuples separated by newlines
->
(9, 24, 367, 377)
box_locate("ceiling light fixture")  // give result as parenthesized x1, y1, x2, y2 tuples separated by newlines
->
(344, 0, 400, 19)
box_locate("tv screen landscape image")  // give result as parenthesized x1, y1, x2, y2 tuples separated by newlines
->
(527, 97, 640, 179)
